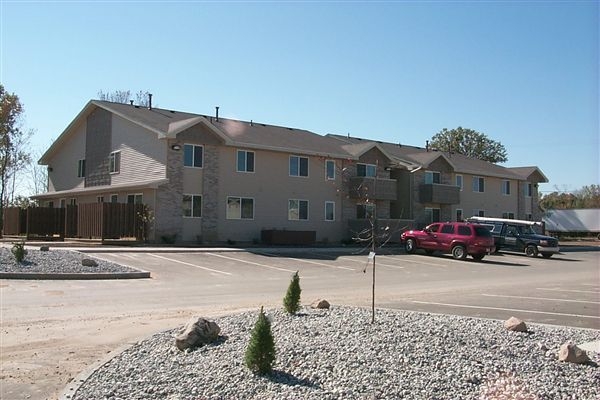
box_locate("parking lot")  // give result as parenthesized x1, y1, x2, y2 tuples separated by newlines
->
(1, 246, 599, 400)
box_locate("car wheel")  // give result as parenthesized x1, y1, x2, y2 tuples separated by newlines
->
(541, 252, 553, 259)
(405, 238, 417, 254)
(525, 244, 538, 257)
(452, 245, 467, 260)
(472, 254, 485, 261)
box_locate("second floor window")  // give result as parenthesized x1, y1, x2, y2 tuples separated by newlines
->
(357, 163, 376, 177)
(77, 159, 86, 178)
(502, 180, 511, 195)
(109, 151, 120, 173)
(326, 160, 335, 180)
(290, 156, 308, 177)
(525, 183, 533, 197)
(425, 171, 441, 184)
(184, 144, 203, 168)
(237, 150, 255, 172)
(472, 176, 485, 192)
(456, 175, 463, 191)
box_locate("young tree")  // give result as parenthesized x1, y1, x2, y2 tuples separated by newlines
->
(429, 127, 508, 163)
(283, 271, 301, 314)
(0, 85, 31, 237)
(244, 307, 276, 375)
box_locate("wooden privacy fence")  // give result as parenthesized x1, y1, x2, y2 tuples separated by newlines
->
(2, 203, 145, 241)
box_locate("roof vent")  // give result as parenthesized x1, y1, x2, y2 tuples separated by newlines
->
(215, 106, 219, 122)
(148, 93, 153, 110)
(130, 100, 134, 106)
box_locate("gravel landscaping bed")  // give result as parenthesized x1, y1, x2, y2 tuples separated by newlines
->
(72, 306, 599, 400)
(0, 247, 138, 274)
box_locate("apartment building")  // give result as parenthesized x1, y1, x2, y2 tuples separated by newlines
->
(33, 100, 547, 243)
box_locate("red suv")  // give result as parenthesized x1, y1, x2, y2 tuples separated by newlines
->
(400, 222, 495, 261)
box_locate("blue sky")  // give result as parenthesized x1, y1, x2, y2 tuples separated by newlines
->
(1, 1, 598, 195)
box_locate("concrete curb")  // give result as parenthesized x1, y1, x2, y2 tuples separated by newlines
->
(0, 271, 151, 280)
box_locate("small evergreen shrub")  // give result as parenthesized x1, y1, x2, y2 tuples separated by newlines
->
(11, 242, 27, 263)
(244, 307, 276, 375)
(283, 271, 301, 314)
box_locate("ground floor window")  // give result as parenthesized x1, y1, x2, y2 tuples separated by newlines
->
(502, 212, 515, 219)
(425, 207, 441, 223)
(183, 194, 202, 218)
(456, 208, 463, 222)
(227, 196, 254, 219)
(473, 209, 485, 217)
(289, 199, 309, 220)
(127, 194, 143, 204)
(325, 201, 335, 221)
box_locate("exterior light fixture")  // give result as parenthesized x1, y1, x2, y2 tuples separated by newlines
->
(171, 144, 181, 151)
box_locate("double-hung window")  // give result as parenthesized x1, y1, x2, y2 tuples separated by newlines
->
(109, 151, 120, 174)
(325, 201, 335, 221)
(77, 159, 86, 178)
(425, 171, 441, 184)
(183, 194, 202, 218)
(289, 199, 309, 220)
(525, 183, 533, 197)
(237, 150, 255, 172)
(357, 163, 376, 177)
(456, 175, 463, 191)
(184, 144, 203, 168)
(472, 176, 485, 193)
(325, 160, 335, 180)
(227, 197, 254, 219)
(110, 194, 118, 203)
(290, 156, 308, 177)
(127, 194, 143, 204)
(502, 180, 511, 195)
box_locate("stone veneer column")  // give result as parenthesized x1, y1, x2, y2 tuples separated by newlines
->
(154, 140, 184, 241)
(85, 108, 111, 187)
(201, 145, 219, 242)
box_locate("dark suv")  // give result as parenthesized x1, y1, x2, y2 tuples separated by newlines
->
(400, 222, 495, 261)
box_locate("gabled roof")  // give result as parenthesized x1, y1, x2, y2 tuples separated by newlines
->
(327, 134, 523, 179)
(508, 166, 549, 183)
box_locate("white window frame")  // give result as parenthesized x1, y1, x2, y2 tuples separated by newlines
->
(473, 209, 485, 217)
(288, 199, 309, 221)
(110, 194, 118, 203)
(59, 198, 66, 208)
(289, 155, 309, 177)
(502, 212, 515, 219)
(425, 207, 441, 223)
(325, 160, 335, 180)
(455, 174, 463, 191)
(69, 198, 77, 206)
(456, 208, 463, 222)
(357, 163, 377, 177)
(472, 176, 485, 193)
(525, 183, 533, 197)
(236, 150, 255, 173)
(425, 171, 441, 184)
(502, 180, 511, 195)
(109, 151, 121, 174)
(184, 144, 204, 168)
(226, 196, 254, 220)
(97, 196, 104, 203)
(183, 194, 202, 218)
(77, 159, 86, 178)
(127, 193, 143, 204)
(325, 201, 335, 221)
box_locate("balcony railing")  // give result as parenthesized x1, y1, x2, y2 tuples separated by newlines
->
(348, 177, 397, 201)
(419, 183, 460, 204)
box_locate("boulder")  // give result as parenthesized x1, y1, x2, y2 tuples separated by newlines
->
(311, 299, 330, 309)
(503, 316, 527, 332)
(81, 258, 98, 267)
(175, 317, 221, 351)
(558, 342, 590, 364)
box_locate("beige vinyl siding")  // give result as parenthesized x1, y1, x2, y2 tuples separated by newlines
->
(47, 120, 86, 192)
(110, 115, 167, 186)
(459, 173, 519, 219)
(216, 147, 345, 242)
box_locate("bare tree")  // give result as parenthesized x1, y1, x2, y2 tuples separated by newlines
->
(97, 90, 152, 107)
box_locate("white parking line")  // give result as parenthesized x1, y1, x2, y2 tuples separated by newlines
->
(205, 252, 296, 273)
(382, 255, 447, 268)
(536, 288, 599, 295)
(481, 293, 600, 304)
(339, 256, 405, 270)
(257, 251, 354, 271)
(149, 254, 233, 276)
(410, 300, 599, 319)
